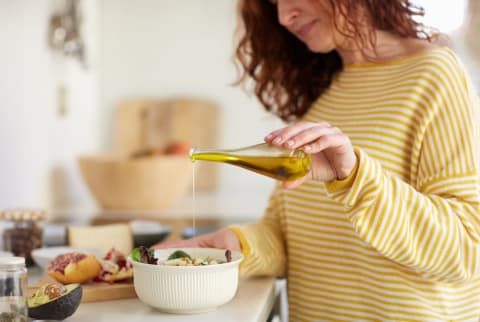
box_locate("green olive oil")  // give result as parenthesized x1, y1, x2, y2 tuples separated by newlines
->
(189, 143, 311, 181)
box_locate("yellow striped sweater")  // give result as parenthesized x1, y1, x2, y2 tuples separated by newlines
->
(230, 47, 480, 322)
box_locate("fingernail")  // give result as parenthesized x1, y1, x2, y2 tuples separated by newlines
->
(265, 134, 273, 140)
(286, 140, 294, 147)
(273, 137, 282, 144)
(304, 145, 311, 151)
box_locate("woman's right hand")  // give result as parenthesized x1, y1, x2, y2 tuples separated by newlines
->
(151, 227, 241, 251)
(265, 121, 357, 188)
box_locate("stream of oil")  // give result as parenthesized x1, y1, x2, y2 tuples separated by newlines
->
(191, 161, 196, 237)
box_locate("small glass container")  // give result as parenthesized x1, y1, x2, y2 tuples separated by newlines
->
(0, 256, 28, 322)
(1, 209, 45, 267)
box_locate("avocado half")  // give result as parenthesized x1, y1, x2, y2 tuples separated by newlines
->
(28, 283, 82, 320)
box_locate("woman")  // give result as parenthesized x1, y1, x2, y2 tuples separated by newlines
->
(155, 0, 480, 321)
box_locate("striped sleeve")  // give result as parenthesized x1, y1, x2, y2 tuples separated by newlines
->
(325, 52, 480, 283)
(229, 185, 287, 277)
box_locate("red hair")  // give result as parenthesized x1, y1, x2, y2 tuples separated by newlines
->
(235, 0, 432, 121)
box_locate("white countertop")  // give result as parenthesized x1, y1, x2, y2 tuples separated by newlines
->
(32, 276, 277, 322)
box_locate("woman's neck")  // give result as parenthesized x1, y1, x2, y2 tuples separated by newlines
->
(337, 31, 436, 65)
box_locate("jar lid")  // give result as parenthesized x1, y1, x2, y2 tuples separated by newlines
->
(0, 256, 25, 269)
(0, 208, 45, 221)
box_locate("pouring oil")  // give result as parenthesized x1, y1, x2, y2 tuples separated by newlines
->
(191, 162, 196, 237)
(189, 143, 311, 181)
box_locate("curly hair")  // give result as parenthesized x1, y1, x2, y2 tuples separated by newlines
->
(234, 0, 432, 122)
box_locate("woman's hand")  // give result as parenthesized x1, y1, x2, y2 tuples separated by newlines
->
(265, 121, 357, 189)
(151, 228, 241, 251)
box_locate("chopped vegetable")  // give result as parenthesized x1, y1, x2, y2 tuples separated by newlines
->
(132, 246, 158, 264)
(131, 247, 141, 262)
(167, 250, 192, 261)
(131, 247, 233, 266)
(163, 250, 228, 266)
(225, 249, 232, 263)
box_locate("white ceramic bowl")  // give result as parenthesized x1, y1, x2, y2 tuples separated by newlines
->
(31, 246, 103, 269)
(130, 248, 243, 314)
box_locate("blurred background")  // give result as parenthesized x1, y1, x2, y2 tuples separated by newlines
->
(0, 0, 479, 227)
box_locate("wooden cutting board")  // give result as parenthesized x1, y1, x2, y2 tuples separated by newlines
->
(28, 275, 137, 302)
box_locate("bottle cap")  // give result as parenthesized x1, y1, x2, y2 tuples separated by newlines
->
(0, 256, 26, 269)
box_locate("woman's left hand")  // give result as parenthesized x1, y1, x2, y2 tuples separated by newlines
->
(265, 121, 357, 189)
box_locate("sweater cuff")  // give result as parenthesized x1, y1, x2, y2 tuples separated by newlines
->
(228, 225, 250, 265)
(324, 148, 360, 193)
(324, 146, 382, 211)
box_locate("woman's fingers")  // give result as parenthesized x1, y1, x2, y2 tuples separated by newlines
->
(303, 132, 349, 154)
(269, 125, 344, 152)
(265, 121, 326, 145)
(265, 122, 342, 151)
(293, 126, 343, 151)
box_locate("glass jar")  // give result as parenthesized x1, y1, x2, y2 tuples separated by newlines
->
(1, 209, 45, 267)
(0, 257, 28, 322)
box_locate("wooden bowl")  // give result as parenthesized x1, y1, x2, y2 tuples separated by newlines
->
(78, 154, 193, 210)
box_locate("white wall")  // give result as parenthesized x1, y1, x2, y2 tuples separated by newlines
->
(98, 0, 283, 190)
(415, 0, 468, 33)
(0, 0, 100, 215)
